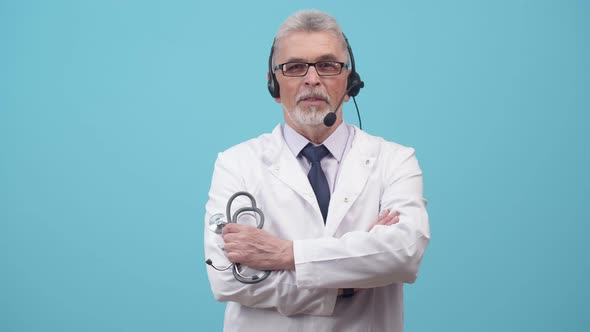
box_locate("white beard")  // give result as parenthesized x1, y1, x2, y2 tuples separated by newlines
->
(286, 89, 332, 126)
(286, 104, 331, 126)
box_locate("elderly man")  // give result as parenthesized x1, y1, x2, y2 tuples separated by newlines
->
(204, 9, 430, 332)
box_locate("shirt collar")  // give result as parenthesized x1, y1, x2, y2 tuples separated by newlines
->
(282, 122, 349, 162)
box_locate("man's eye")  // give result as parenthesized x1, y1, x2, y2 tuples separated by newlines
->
(316, 62, 334, 68)
(285, 63, 306, 72)
(317, 62, 339, 71)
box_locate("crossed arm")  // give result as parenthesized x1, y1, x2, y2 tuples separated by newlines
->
(221, 209, 401, 271)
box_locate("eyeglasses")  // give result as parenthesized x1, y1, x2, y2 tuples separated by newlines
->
(273, 61, 348, 77)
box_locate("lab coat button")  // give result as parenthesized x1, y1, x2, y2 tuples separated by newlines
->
(365, 160, 370, 165)
(344, 197, 349, 203)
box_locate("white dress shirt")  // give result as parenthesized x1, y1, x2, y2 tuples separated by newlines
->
(282, 122, 354, 194)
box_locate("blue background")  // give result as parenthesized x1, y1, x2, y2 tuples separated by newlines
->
(1, 1, 588, 331)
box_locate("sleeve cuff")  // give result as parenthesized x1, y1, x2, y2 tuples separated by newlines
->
(293, 239, 317, 289)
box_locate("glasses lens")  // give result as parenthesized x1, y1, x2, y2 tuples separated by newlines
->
(283, 63, 308, 76)
(315, 62, 342, 76)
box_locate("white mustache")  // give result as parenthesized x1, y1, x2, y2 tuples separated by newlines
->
(296, 90, 331, 104)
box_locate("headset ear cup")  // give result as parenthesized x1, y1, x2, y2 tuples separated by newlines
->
(267, 73, 280, 98)
(347, 72, 363, 97)
(267, 41, 281, 98)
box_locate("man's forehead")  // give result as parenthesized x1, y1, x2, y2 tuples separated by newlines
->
(275, 31, 347, 61)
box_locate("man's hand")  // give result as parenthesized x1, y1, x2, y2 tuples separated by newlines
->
(222, 223, 295, 271)
(367, 209, 400, 231)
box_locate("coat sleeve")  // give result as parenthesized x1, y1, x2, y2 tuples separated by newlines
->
(204, 151, 338, 316)
(293, 146, 431, 289)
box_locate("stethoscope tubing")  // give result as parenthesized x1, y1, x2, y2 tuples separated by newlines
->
(225, 191, 271, 284)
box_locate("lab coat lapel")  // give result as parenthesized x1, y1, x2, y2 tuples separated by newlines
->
(325, 129, 377, 236)
(264, 126, 321, 214)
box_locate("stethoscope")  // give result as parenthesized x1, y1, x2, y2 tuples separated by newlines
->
(206, 191, 271, 284)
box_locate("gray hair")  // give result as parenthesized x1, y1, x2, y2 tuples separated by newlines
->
(272, 10, 349, 66)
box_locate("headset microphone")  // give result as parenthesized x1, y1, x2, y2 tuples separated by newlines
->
(323, 80, 365, 127)
(323, 112, 337, 127)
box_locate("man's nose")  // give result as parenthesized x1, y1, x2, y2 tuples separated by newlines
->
(304, 65, 321, 86)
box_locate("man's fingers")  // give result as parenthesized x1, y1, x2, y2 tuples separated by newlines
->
(377, 209, 390, 222)
(368, 211, 401, 231)
(379, 215, 398, 226)
(221, 223, 253, 235)
(386, 215, 400, 225)
(380, 211, 400, 225)
(377, 210, 400, 223)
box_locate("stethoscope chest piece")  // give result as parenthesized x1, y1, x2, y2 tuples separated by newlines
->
(209, 213, 227, 234)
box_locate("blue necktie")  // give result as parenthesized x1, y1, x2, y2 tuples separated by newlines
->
(301, 144, 331, 223)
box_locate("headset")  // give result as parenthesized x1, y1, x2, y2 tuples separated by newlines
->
(267, 34, 363, 99)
